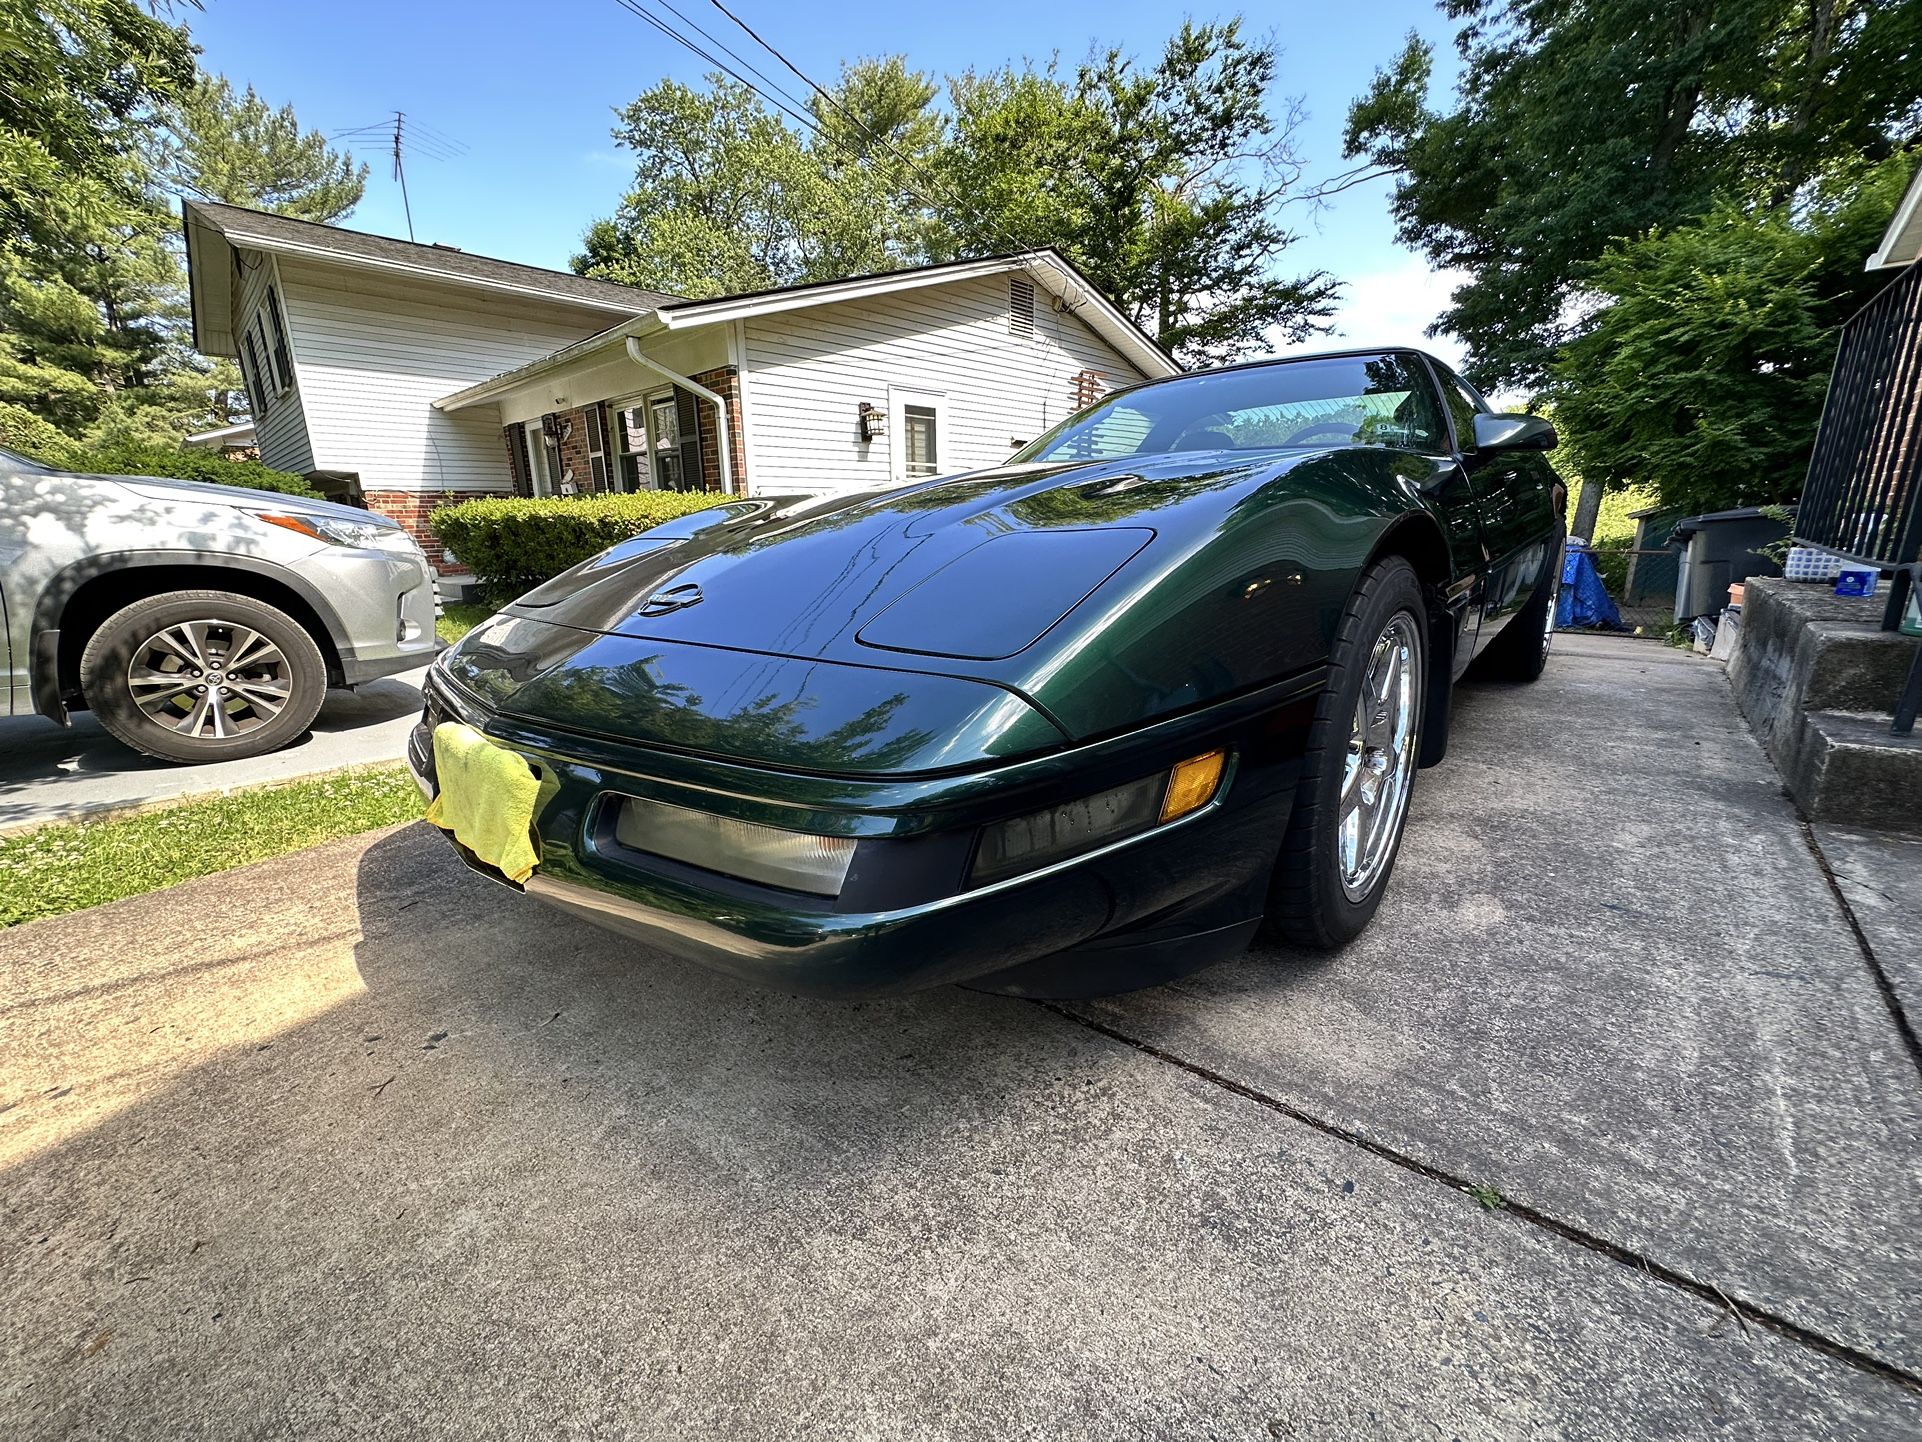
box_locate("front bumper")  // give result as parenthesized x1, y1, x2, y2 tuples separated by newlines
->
(409, 668, 1315, 997)
(295, 545, 437, 686)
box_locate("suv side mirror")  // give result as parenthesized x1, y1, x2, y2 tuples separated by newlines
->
(1472, 412, 1558, 453)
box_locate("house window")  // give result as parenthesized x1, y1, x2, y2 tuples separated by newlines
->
(236, 345, 264, 417)
(888, 388, 947, 480)
(649, 393, 684, 490)
(263, 285, 294, 392)
(903, 405, 938, 476)
(610, 390, 704, 492)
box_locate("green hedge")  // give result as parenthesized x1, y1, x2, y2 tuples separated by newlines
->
(429, 491, 730, 594)
(0, 406, 318, 499)
(62, 440, 319, 497)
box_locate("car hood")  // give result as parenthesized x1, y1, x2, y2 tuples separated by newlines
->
(107, 473, 387, 523)
(502, 450, 1293, 657)
(444, 446, 1404, 767)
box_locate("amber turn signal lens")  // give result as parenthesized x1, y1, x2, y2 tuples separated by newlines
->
(1160, 750, 1226, 823)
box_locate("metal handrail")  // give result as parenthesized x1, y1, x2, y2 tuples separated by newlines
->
(1793, 258, 1922, 631)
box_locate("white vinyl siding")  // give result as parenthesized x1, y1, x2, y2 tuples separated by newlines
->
(232, 252, 313, 475)
(740, 274, 1146, 493)
(274, 257, 632, 493)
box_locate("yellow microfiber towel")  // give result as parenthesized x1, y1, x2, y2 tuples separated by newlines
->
(424, 721, 543, 883)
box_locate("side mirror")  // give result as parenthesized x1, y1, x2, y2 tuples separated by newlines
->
(1472, 412, 1558, 453)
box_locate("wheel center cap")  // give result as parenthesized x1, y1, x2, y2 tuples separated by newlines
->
(209, 672, 224, 684)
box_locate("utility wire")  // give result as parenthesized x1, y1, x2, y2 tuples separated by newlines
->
(646, 0, 820, 121)
(605, 0, 1093, 317)
(609, 0, 819, 132)
(698, 0, 1036, 262)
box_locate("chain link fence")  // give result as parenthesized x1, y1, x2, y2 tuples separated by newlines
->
(1580, 544, 1681, 635)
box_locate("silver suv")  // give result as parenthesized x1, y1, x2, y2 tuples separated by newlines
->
(1, 446, 437, 764)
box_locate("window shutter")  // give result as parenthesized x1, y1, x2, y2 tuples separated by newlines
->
(674, 388, 706, 491)
(244, 329, 272, 415)
(1009, 276, 1035, 338)
(584, 402, 611, 493)
(505, 423, 533, 497)
(265, 286, 294, 391)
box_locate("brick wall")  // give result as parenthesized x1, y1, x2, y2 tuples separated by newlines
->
(363, 489, 496, 573)
(689, 367, 746, 495)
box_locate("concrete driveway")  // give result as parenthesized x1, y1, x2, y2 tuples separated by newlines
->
(0, 668, 428, 834)
(4, 635, 1919, 1439)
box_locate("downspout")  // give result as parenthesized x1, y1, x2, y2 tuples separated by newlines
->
(624, 336, 736, 495)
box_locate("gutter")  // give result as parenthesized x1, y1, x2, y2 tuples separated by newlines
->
(625, 337, 735, 496)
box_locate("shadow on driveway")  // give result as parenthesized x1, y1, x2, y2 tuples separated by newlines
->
(2, 814, 1916, 1439)
(0, 670, 428, 832)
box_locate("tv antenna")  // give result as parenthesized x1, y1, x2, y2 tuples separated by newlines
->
(329, 112, 469, 242)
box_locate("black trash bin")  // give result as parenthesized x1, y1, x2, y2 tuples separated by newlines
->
(1668, 507, 1790, 622)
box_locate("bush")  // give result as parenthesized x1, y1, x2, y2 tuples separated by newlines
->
(430, 491, 732, 592)
(61, 440, 319, 498)
(0, 401, 80, 466)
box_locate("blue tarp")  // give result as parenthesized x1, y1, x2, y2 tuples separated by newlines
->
(1557, 540, 1624, 630)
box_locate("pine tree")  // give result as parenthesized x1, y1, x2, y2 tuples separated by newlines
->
(159, 78, 368, 222)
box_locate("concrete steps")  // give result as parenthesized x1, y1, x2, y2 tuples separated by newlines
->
(1730, 578, 1921, 830)
(1795, 710, 1922, 827)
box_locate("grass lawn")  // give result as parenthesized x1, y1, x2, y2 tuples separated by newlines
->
(436, 603, 492, 646)
(0, 765, 425, 928)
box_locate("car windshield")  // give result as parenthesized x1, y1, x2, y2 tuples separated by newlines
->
(0, 443, 48, 473)
(1011, 353, 1446, 464)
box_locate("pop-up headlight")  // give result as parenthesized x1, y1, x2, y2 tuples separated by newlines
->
(615, 797, 855, 897)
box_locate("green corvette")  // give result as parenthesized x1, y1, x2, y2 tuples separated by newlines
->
(413, 349, 1564, 997)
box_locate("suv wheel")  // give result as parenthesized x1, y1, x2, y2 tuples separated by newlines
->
(79, 590, 328, 764)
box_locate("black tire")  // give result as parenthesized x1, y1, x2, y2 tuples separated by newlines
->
(79, 590, 328, 764)
(1467, 530, 1564, 683)
(1265, 556, 1427, 949)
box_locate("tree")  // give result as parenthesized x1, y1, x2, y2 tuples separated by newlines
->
(1344, 0, 1922, 392)
(158, 77, 368, 222)
(576, 62, 937, 296)
(580, 23, 1338, 365)
(932, 23, 1338, 365)
(1553, 155, 1911, 520)
(0, 0, 194, 430)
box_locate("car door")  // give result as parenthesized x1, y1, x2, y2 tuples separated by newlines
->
(1427, 360, 1558, 649)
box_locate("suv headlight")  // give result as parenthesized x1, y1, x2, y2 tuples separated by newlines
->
(256, 511, 412, 549)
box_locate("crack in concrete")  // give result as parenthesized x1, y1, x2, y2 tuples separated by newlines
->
(1798, 819, 1922, 1085)
(1035, 999, 1922, 1398)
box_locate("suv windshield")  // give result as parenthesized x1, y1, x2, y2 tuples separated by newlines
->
(1011, 353, 1446, 464)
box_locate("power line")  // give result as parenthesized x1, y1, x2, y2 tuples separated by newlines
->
(608, 0, 819, 133)
(698, 0, 1034, 260)
(606, 0, 1042, 270)
(645, 0, 819, 121)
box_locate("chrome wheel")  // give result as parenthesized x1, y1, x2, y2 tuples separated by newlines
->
(1338, 611, 1421, 902)
(126, 619, 292, 740)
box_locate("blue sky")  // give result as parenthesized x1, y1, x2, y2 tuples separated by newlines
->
(180, 0, 1467, 363)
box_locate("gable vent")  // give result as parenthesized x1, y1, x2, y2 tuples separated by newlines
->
(1008, 276, 1036, 338)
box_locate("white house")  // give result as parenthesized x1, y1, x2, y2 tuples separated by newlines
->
(181, 201, 1176, 575)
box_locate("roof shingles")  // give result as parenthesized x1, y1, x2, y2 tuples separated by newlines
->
(186, 200, 680, 312)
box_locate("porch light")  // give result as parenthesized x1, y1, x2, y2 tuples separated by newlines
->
(859, 401, 886, 443)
